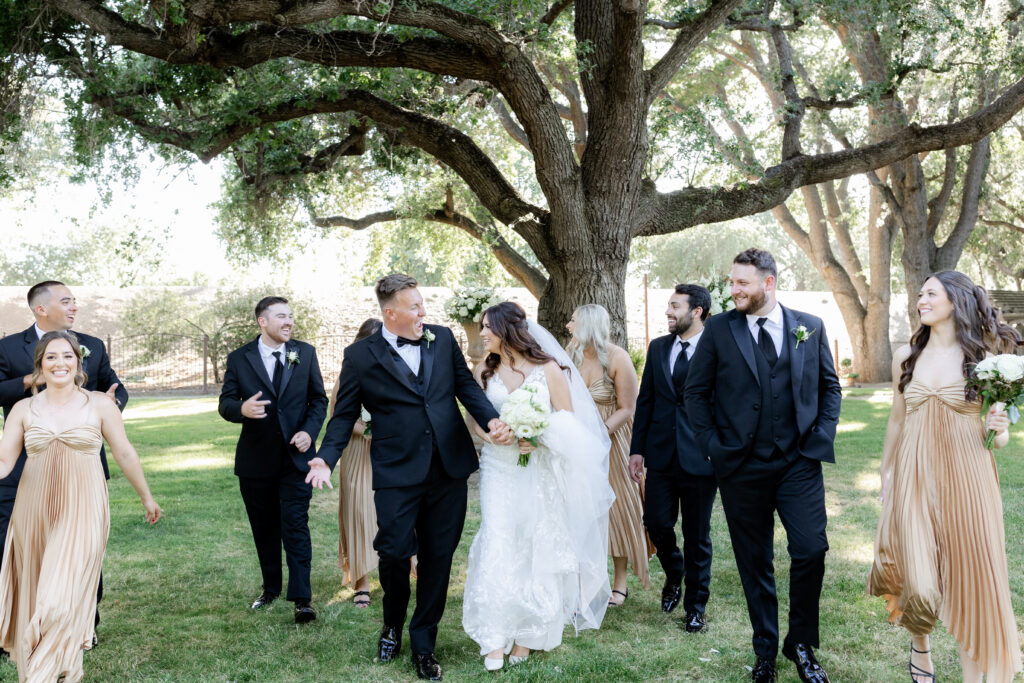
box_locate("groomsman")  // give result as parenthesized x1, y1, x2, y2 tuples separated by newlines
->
(629, 284, 717, 633)
(685, 249, 841, 683)
(218, 296, 328, 623)
(0, 280, 127, 642)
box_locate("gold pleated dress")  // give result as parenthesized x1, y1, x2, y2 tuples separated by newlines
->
(589, 376, 651, 589)
(868, 380, 1022, 681)
(337, 431, 377, 586)
(0, 396, 109, 683)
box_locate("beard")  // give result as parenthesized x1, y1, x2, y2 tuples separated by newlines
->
(735, 287, 767, 314)
(669, 311, 694, 336)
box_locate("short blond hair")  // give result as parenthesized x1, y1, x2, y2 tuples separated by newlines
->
(375, 273, 418, 309)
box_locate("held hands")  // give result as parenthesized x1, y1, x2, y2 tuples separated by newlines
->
(627, 454, 645, 484)
(986, 404, 1010, 435)
(290, 431, 312, 453)
(241, 391, 272, 419)
(142, 498, 162, 525)
(486, 419, 515, 446)
(305, 457, 333, 490)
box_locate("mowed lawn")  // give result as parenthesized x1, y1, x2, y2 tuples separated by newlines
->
(1, 391, 1022, 682)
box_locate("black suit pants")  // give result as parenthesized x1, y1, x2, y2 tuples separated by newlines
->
(238, 465, 313, 602)
(373, 454, 467, 656)
(717, 452, 828, 659)
(643, 459, 717, 614)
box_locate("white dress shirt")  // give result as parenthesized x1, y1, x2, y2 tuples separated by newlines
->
(257, 336, 286, 382)
(669, 329, 704, 375)
(745, 302, 784, 356)
(382, 325, 421, 376)
(34, 324, 48, 340)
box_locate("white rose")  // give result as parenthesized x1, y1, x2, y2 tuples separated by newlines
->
(360, 407, 371, 422)
(994, 354, 1024, 381)
(459, 306, 469, 317)
(975, 356, 998, 379)
(517, 425, 535, 438)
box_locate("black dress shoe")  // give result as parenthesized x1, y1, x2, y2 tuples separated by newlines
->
(661, 581, 682, 613)
(751, 656, 777, 682)
(683, 610, 706, 633)
(294, 600, 316, 624)
(250, 590, 279, 609)
(782, 642, 830, 683)
(378, 625, 402, 662)
(412, 652, 443, 681)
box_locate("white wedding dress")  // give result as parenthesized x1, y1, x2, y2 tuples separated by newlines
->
(462, 364, 614, 655)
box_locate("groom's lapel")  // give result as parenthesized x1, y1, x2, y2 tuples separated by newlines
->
(278, 341, 296, 397)
(782, 306, 804, 397)
(244, 339, 276, 396)
(19, 327, 37, 369)
(728, 312, 760, 386)
(368, 333, 418, 394)
(419, 327, 436, 394)
(659, 337, 673, 390)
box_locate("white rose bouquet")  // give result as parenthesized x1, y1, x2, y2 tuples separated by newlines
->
(697, 273, 734, 317)
(967, 354, 1024, 449)
(498, 384, 552, 467)
(444, 286, 503, 324)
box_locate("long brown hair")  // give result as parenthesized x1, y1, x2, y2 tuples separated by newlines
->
(480, 302, 565, 389)
(899, 271, 1022, 400)
(31, 331, 88, 394)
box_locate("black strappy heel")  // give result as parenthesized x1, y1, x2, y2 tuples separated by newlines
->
(909, 645, 935, 681)
(352, 590, 370, 608)
(608, 589, 629, 606)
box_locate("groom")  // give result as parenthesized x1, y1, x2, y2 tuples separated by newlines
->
(316, 273, 512, 682)
(684, 249, 841, 683)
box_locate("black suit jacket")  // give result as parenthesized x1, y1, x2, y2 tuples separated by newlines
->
(683, 306, 842, 478)
(218, 338, 328, 477)
(630, 333, 713, 476)
(0, 325, 128, 484)
(319, 324, 500, 490)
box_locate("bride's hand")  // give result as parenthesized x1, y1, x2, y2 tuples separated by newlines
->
(517, 438, 537, 454)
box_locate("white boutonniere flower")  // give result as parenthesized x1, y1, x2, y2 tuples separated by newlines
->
(792, 324, 816, 349)
(422, 329, 436, 348)
(80, 345, 91, 359)
(286, 350, 300, 367)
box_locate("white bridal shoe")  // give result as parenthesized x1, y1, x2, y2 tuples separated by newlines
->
(484, 655, 504, 671)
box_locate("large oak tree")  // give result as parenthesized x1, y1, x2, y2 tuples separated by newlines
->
(6, 0, 1024, 351)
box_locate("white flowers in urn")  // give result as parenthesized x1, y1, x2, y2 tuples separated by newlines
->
(444, 286, 503, 324)
(696, 274, 734, 317)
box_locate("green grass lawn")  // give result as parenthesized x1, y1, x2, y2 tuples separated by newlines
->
(1, 392, 1022, 681)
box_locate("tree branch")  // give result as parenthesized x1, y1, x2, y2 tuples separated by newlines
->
(313, 208, 548, 297)
(489, 97, 531, 151)
(979, 217, 1024, 236)
(770, 25, 804, 159)
(541, 0, 575, 26)
(646, 0, 744, 102)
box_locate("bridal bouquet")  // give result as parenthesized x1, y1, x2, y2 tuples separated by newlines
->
(967, 354, 1024, 449)
(444, 286, 503, 324)
(360, 407, 372, 436)
(499, 384, 551, 466)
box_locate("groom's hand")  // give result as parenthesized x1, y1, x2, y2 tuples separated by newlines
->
(305, 457, 333, 489)
(104, 383, 120, 402)
(487, 419, 515, 446)
(628, 454, 645, 483)
(290, 431, 312, 453)
(241, 391, 271, 419)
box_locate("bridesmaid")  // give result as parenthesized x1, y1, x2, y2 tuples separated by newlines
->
(330, 319, 382, 608)
(567, 304, 650, 604)
(867, 271, 1023, 683)
(0, 331, 160, 682)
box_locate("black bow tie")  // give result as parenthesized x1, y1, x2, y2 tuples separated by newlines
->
(396, 336, 421, 347)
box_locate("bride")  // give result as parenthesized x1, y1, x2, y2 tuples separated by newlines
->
(462, 302, 614, 671)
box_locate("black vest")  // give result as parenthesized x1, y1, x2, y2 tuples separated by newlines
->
(753, 331, 799, 459)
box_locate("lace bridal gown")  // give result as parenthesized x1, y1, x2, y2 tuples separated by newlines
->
(462, 364, 614, 656)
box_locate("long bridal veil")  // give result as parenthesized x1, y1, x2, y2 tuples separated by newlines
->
(527, 320, 615, 632)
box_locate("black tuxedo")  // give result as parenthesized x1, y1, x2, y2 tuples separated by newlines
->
(684, 306, 841, 659)
(320, 324, 499, 655)
(631, 333, 717, 614)
(218, 337, 328, 602)
(0, 326, 128, 559)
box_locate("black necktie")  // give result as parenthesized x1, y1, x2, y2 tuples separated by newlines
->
(756, 318, 778, 367)
(396, 336, 421, 347)
(272, 350, 284, 394)
(672, 340, 690, 394)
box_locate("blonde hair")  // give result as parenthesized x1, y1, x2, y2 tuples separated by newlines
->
(31, 331, 88, 394)
(567, 304, 611, 377)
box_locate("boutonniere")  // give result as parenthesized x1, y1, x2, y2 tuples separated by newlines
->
(422, 328, 435, 348)
(80, 345, 91, 359)
(792, 324, 816, 349)
(286, 349, 300, 367)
